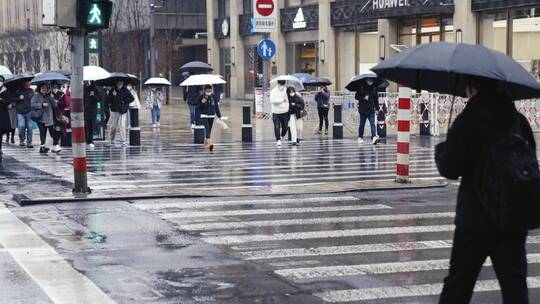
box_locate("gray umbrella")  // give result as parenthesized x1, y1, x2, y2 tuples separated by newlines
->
(179, 61, 213, 74)
(4, 72, 34, 90)
(31, 72, 70, 85)
(371, 42, 540, 100)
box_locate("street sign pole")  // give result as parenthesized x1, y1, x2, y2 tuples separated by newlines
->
(70, 29, 90, 193)
(150, 0, 156, 77)
(262, 33, 269, 97)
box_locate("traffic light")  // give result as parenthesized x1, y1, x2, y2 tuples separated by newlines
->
(79, 0, 113, 31)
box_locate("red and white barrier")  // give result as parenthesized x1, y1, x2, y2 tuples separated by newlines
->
(396, 85, 411, 183)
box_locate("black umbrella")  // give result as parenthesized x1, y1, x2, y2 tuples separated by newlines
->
(31, 72, 70, 85)
(371, 42, 540, 100)
(346, 72, 388, 92)
(50, 70, 71, 77)
(316, 77, 332, 86)
(4, 73, 34, 90)
(179, 61, 213, 74)
(95, 72, 136, 87)
(292, 73, 319, 86)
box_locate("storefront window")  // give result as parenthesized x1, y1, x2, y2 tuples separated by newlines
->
(286, 42, 318, 75)
(443, 17, 454, 42)
(512, 7, 540, 80)
(245, 46, 263, 93)
(359, 32, 378, 74)
(481, 11, 507, 54)
(399, 19, 417, 47)
(287, 0, 317, 7)
(399, 16, 452, 47)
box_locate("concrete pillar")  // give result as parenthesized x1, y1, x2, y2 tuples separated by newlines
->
(378, 18, 398, 62)
(270, 0, 286, 77)
(453, 0, 478, 44)
(230, 0, 245, 98)
(318, 0, 336, 84)
(206, 0, 220, 70)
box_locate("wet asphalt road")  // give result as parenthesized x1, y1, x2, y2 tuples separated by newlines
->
(1, 100, 540, 303)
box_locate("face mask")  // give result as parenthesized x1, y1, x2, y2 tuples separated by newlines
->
(366, 80, 374, 86)
(0, 82, 4, 87)
(289, 92, 295, 97)
(205, 91, 212, 96)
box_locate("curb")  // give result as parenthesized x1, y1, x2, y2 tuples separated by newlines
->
(12, 181, 448, 206)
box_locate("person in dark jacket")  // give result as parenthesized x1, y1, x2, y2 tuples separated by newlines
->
(436, 76, 534, 304)
(355, 80, 380, 145)
(0, 84, 12, 155)
(84, 82, 99, 149)
(4, 92, 16, 145)
(315, 85, 330, 135)
(14, 81, 34, 148)
(187, 85, 202, 128)
(106, 80, 134, 146)
(287, 86, 305, 146)
(198, 85, 221, 151)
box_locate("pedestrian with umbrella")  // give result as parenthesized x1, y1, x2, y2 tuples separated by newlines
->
(198, 85, 222, 151)
(270, 79, 290, 147)
(4, 89, 17, 145)
(287, 86, 305, 146)
(84, 82, 99, 149)
(100, 73, 134, 146)
(347, 73, 383, 145)
(30, 72, 69, 154)
(0, 82, 12, 155)
(315, 84, 331, 135)
(372, 42, 540, 304)
(7, 74, 35, 148)
(144, 77, 170, 128)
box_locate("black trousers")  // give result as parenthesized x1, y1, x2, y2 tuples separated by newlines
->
(85, 119, 95, 144)
(272, 113, 289, 141)
(439, 227, 528, 304)
(202, 118, 214, 139)
(37, 123, 59, 146)
(318, 107, 329, 131)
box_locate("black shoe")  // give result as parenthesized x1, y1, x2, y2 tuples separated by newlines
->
(296, 139, 300, 144)
(39, 147, 49, 154)
(10, 138, 15, 144)
(27, 143, 33, 149)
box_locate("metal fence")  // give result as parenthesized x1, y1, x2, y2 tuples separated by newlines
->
(258, 91, 540, 135)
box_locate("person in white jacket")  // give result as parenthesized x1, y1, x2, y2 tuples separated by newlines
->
(146, 87, 164, 128)
(270, 80, 290, 146)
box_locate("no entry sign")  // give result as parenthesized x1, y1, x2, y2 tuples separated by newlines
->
(253, 0, 277, 32)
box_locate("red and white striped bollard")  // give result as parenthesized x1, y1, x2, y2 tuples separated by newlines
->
(396, 85, 411, 183)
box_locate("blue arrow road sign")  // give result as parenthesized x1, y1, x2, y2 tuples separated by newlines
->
(257, 39, 276, 61)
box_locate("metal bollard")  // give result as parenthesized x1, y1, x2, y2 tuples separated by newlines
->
(194, 125, 205, 144)
(376, 101, 387, 138)
(61, 128, 72, 147)
(129, 108, 141, 146)
(419, 99, 430, 136)
(242, 105, 253, 142)
(396, 85, 412, 183)
(333, 104, 343, 139)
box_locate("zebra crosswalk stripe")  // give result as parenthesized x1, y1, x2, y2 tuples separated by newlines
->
(314, 276, 540, 302)
(175, 212, 455, 231)
(202, 224, 455, 245)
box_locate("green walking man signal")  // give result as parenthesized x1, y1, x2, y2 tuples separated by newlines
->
(79, 0, 113, 31)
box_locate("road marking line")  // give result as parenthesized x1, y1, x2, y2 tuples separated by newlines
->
(276, 253, 540, 280)
(163, 204, 393, 220)
(314, 276, 540, 302)
(0, 205, 115, 304)
(176, 212, 454, 230)
(202, 225, 455, 245)
(134, 196, 360, 210)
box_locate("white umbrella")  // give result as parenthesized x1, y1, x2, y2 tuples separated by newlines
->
(270, 75, 305, 91)
(83, 66, 110, 81)
(144, 77, 171, 86)
(180, 74, 226, 87)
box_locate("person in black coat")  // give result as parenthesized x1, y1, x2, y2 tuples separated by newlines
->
(84, 82, 99, 148)
(287, 86, 305, 146)
(187, 85, 202, 128)
(0, 86, 12, 155)
(436, 76, 534, 304)
(106, 81, 134, 146)
(355, 80, 380, 144)
(315, 85, 330, 135)
(198, 85, 221, 151)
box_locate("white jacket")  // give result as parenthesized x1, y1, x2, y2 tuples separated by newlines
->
(127, 85, 141, 109)
(270, 85, 289, 114)
(146, 90, 164, 109)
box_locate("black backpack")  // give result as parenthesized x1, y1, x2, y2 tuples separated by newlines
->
(475, 122, 540, 231)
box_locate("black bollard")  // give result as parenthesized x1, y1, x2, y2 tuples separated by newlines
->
(129, 108, 141, 146)
(61, 128, 72, 147)
(420, 100, 430, 136)
(333, 104, 343, 139)
(242, 105, 253, 142)
(377, 102, 387, 138)
(193, 109, 205, 144)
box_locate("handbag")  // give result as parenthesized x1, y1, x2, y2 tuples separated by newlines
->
(30, 108, 44, 122)
(55, 109, 69, 125)
(216, 117, 230, 131)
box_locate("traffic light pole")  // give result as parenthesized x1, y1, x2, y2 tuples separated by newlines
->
(150, 1, 156, 77)
(70, 29, 90, 194)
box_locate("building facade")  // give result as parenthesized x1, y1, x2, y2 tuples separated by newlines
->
(0, 0, 70, 73)
(207, 0, 540, 99)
